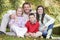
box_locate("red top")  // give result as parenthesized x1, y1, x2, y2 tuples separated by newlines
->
(25, 20, 40, 33)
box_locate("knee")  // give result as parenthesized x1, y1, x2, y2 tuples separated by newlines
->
(25, 33, 30, 37)
(48, 24, 54, 30)
(25, 28, 27, 31)
(35, 32, 42, 37)
(42, 31, 47, 36)
(24, 27, 27, 32)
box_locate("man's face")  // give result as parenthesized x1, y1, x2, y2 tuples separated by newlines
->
(23, 4, 31, 14)
(29, 15, 36, 23)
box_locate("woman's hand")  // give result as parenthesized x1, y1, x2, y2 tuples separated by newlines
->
(42, 26, 47, 32)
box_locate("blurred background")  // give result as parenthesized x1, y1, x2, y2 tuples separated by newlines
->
(0, 0, 60, 36)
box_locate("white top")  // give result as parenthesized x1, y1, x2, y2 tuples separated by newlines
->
(39, 14, 55, 32)
(22, 10, 36, 24)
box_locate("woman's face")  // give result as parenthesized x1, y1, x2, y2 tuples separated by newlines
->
(37, 7, 43, 15)
(16, 8, 23, 16)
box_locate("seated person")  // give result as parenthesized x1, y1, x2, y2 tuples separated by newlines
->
(36, 5, 55, 39)
(8, 7, 27, 38)
(25, 13, 42, 38)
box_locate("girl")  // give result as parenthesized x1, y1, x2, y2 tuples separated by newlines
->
(36, 5, 55, 39)
(9, 7, 27, 38)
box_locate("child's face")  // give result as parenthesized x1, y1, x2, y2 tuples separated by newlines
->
(29, 15, 36, 23)
(10, 14, 16, 19)
(16, 8, 23, 16)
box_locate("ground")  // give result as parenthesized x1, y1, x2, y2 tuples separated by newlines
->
(0, 27, 60, 40)
(0, 34, 60, 40)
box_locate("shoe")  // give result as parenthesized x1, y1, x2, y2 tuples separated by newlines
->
(0, 31, 5, 35)
(20, 36, 24, 38)
(50, 36, 53, 39)
(41, 36, 43, 38)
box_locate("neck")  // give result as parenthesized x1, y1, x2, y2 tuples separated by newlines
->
(25, 13, 29, 15)
(24, 12, 30, 15)
(17, 15, 22, 17)
(31, 22, 35, 24)
(39, 14, 42, 17)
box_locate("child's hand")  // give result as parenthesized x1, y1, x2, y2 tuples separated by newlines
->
(30, 33, 35, 37)
(44, 26, 47, 29)
(28, 32, 32, 35)
(42, 26, 47, 32)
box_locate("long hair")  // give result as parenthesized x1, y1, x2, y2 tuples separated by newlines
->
(36, 5, 45, 24)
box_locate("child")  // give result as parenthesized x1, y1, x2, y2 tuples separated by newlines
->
(9, 7, 27, 38)
(25, 13, 42, 38)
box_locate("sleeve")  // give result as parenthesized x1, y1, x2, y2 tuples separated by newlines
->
(9, 19, 15, 25)
(21, 18, 26, 27)
(25, 21, 29, 32)
(25, 21, 29, 28)
(45, 14, 55, 27)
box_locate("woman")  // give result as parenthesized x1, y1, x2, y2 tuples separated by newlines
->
(36, 5, 55, 39)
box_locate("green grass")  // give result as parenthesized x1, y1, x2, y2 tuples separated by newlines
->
(52, 34, 60, 37)
(0, 34, 44, 40)
(0, 34, 60, 40)
(0, 27, 59, 40)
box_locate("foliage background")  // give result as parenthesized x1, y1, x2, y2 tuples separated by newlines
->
(0, 0, 60, 25)
(0, 0, 60, 39)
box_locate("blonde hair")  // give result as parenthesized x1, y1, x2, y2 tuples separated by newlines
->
(16, 7, 23, 15)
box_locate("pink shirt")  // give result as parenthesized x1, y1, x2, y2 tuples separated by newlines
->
(9, 16, 25, 27)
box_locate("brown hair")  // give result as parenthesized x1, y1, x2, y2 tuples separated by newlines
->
(36, 5, 45, 24)
(22, 2, 31, 8)
(29, 13, 35, 17)
(16, 7, 23, 15)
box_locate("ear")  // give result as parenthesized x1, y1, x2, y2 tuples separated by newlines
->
(30, 8, 32, 12)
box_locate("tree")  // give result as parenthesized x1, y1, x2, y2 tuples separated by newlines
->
(25, 0, 60, 25)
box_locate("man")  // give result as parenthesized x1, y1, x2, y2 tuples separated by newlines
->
(22, 2, 32, 23)
(0, 10, 16, 34)
(0, 2, 32, 35)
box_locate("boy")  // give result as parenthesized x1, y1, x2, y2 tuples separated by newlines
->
(25, 13, 42, 38)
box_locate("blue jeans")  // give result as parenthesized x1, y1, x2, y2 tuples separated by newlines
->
(42, 24, 54, 37)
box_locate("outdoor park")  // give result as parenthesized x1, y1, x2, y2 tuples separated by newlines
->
(0, 0, 60, 40)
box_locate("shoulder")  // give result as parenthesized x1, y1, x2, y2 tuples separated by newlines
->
(44, 14, 55, 21)
(44, 14, 51, 18)
(25, 20, 30, 26)
(45, 14, 50, 17)
(30, 10, 36, 13)
(36, 21, 39, 24)
(26, 20, 30, 23)
(7, 10, 16, 15)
